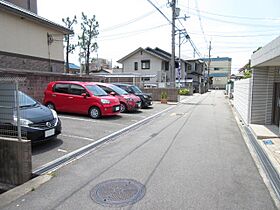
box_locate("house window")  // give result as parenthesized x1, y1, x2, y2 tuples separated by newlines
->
(162, 61, 169, 71)
(141, 60, 150, 69)
(134, 62, 138, 70)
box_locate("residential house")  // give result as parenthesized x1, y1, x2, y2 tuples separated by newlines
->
(4, 0, 37, 13)
(0, 0, 73, 73)
(117, 47, 189, 88)
(67, 63, 80, 74)
(250, 35, 280, 127)
(186, 59, 207, 93)
(202, 57, 232, 89)
(90, 58, 112, 72)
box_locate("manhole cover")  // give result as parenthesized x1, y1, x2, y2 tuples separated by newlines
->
(90, 179, 146, 207)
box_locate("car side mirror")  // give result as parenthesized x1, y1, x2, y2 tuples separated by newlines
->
(110, 92, 116, 96)
(81, 93, 88, 98)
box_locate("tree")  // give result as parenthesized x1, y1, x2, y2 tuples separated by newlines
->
(62, 16, 77, 73)
(78, 12, 99, 75)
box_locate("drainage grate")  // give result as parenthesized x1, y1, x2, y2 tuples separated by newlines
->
(90, 179, 146, 207)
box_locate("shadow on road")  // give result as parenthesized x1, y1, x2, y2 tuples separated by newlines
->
(32, 138, 63, 155)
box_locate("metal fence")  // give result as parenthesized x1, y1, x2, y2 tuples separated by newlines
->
(0, 78, 27, 141)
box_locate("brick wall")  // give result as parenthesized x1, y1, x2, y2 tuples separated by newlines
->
(0, 69, 138, 103)
(0, 69, 99, 102)
(0, 53, 64, 73)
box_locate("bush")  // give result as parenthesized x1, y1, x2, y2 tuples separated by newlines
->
(178, 88, 189, 95)
(160, 91, 167, 99)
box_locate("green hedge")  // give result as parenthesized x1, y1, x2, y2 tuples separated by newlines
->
(178, 88, 190, 95)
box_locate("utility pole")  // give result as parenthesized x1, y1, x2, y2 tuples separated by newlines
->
(207, 41, 212, 90)
(170, 0, 176, 87)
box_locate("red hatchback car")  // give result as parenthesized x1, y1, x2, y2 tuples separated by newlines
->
(96, 83, 141, 113)
(43, 81, 121, 119)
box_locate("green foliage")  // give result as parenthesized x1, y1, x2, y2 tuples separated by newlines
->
(62, 15, 77, 73)
(178, 88, 189, 95)
(78, 12, 99, 75)
(243, 70, 252, 79)
(160, 91, 167, 99)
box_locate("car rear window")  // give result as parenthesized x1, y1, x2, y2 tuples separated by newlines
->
(53, 84, 69, 94)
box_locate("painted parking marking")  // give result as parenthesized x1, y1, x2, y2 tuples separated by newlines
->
(59, 115, 124, 126)
(61, 134, 96, 142)
(58, 148, 68, 153)
(59, 115, 96, 122)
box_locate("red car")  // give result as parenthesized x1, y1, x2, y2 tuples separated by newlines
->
(96, 83, 141, 112)
(43, 81, 121, 119)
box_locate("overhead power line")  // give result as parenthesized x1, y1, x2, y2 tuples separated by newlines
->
(101, 5, 165, 32)
(180, 5, 280, 21)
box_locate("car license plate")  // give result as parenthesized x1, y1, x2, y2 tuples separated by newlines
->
(45, 129, 55, 137)
(115, 106, 120, 111)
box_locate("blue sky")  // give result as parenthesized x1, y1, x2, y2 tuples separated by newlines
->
(37, 0, 280, 73)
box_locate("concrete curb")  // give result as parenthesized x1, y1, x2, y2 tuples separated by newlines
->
(228, 97, 280, 209)
(0, 174, 52, 209)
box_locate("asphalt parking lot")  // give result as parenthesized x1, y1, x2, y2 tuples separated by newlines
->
(31, 102, 174, 170)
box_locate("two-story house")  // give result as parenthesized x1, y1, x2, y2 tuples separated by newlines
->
(117, 47, 189, 88)
(0, 0, 73, 73)
(186, 59, 207, 93)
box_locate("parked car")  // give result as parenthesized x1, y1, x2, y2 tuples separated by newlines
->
(0, 91, 61, 143)
(96, 83, 141, 112)
(44, 81, 121, 119)
(113, 83, 153, 108)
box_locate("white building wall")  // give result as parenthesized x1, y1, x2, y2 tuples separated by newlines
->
(0, 11, 64, 61)
(233, 79, 252, 125)
(122, 50, 165, 84)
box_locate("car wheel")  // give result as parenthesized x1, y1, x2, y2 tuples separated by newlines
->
(46, 103, 55, 110)
(89, 107, 101, 119)
(120, 103, 127, 113)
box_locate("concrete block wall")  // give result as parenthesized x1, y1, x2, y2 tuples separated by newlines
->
(144, 88, 179, 102)
(0, 138, 31, 188)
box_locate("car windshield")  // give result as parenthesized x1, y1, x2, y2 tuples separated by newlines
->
(86, 85, 108, 96)
(19, 91, 37, 107)
(130, 85, 142, 94)
(110, 85, 128, 95)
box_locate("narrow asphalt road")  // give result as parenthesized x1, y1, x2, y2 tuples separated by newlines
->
(2, 91, 277, 210)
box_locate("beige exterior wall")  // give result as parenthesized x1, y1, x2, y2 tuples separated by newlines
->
(209, 60, 231, 74)
(122, 50, 166, 83)
(0, 11, 64, 62)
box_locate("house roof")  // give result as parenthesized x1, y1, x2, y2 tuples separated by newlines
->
(0, 0, 73, 34)
(117, 47, 170, 63)
(209, 73, 229, 77)
(68, 63, 80, 70)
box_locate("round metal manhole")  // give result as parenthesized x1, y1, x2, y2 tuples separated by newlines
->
(90, 179, 146, 207)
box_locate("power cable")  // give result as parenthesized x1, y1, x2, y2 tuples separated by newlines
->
(180, 5, 280, 21)
(101, 5, 165, 32)
(194, 0, 208, 48)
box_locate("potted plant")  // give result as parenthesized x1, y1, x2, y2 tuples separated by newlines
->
(160, 91, 168, 104)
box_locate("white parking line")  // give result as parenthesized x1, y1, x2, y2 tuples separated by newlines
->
(59, 115, 96, 122)
(61, 134, 96, 142)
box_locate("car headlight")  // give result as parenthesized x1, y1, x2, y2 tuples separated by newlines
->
(126, 98, 133, 101)
(13, 117, 33, 127)
(101, 99, 111, 104)
(51, 109, 58, 119)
